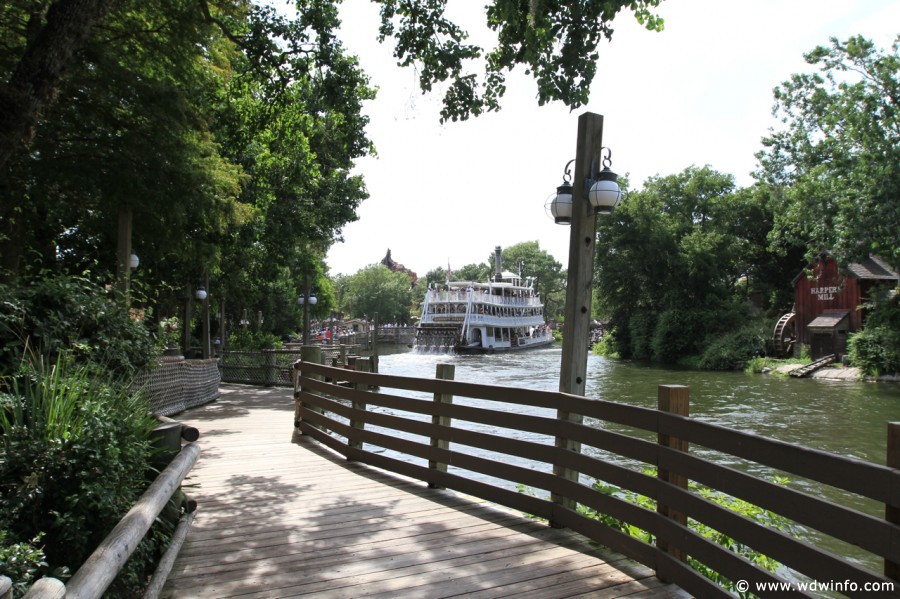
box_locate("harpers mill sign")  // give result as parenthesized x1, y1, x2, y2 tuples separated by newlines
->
(810, 285, 840, 301)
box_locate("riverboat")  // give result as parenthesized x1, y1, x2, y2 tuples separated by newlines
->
(414, 247, 554, 353)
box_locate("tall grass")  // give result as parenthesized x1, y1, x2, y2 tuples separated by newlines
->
(1, 354, 87, 442)
(0, 352, 160, 594)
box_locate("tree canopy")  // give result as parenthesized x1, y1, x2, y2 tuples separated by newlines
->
(0, 0, 666, 343)
(757, 35, 900, 268)
(594, 166, 799, 364)
(340, 264, 414, 324)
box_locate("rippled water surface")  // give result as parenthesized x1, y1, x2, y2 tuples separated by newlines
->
(377, 344, 900, 465)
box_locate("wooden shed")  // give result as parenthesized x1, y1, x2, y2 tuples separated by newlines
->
(785, 255, 898, 359)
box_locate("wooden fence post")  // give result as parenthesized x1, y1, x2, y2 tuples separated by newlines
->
(886, 422, 900, 580)
(428, 363, 455, 489)
(348, 358, 372, 455)
(263, 349, 276, 387)
(657, 384, 690, 564)
(296, 346, 324, 432)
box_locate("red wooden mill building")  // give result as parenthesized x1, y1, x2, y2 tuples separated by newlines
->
(773, 255, 898, 359)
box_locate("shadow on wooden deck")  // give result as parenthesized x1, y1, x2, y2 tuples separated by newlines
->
(162, 385, 687, 598)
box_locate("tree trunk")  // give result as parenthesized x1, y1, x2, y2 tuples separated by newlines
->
(0, 0, 118, 171)
(0, 0, 119, 279)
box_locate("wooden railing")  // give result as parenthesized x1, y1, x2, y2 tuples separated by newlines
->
(294, 359, 900, 598)
(376, 326, 415, 344)
(220, 346, 363, 387)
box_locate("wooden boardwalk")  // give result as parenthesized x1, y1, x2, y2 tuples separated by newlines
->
(162, 385, 688, 598)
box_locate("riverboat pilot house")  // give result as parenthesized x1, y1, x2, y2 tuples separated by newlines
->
(774, 255, 898, 359)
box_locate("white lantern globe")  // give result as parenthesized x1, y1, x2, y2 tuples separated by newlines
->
(550, 182, 573, 224)
(588, 170, 620, 215)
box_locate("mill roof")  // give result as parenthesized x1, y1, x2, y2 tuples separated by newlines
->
(845, 256, 898, 281)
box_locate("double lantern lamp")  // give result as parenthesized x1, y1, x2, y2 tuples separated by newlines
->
(549, 147, 620, 224)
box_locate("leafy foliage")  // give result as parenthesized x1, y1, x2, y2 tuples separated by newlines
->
(0, 532, 62, 597)
(595, 167, 780, 365)
(848, 290, 900, 375)
(583, 471, 790, 597)
(757, 35, 900, 268)
(0, 275, 157, 379)
(698, 324, 768, 371)
(0, 357, 160, 594)
(340, 264, 415, 324)
(377, 0, 665, 122)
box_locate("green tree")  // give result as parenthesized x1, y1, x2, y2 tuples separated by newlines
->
(497, 242, 565, 319)
(454, 262, 492, 282)
(0, 0, 247, 281)
(341, 264, 414, 324)
(595, 166, 773, 364)
(757, 35, 900, 269)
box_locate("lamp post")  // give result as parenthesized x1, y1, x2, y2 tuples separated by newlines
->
(195, 281, 211, 359)
(549, 112, 620, 514)
(297, 274, 318, 345)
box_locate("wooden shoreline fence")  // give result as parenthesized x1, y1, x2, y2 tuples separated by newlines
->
(219, 345, 364, 387)
(294, 357, 900, 598)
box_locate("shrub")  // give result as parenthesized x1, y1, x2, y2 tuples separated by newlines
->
(0, 356, 160, 594)
(848, 290, 900, 376)
(849, 326, 900, 376)
(651, 308, 704, 363)
(627, 311, 656, 360)
(593, 331, 620, 359)
(0, 532, 68, 597)
(0, 275, 157, 379)
(580, 471, 790, 597)
(699, 326, 767, 371)
(227, 327, 283, 350)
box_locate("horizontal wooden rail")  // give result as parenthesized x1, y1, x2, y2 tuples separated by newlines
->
(294, 359, 899, 598)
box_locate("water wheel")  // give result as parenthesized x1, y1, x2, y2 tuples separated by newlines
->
(773, 312, 796, 357)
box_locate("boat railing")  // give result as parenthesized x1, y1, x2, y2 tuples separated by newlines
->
(517, 332, 553, 346)
(466, 314, 543, 328)
(428, 290, 541, 308)
(428, 291, 470, 302)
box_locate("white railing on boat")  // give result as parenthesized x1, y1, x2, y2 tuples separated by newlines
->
(427, 290, 541, 307)
(464, 314, 544, 328)
(517, 334, 553, 347)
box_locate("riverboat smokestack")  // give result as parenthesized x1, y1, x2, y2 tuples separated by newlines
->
(494, 246, 503, 282)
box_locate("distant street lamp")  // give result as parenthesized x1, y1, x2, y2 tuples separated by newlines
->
(298, 274, 318, 345)
(129, 253, 140, 270)
(548, 112, 621, 517)
(195, 282, 211, 358)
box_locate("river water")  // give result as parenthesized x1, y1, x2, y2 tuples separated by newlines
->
(377, 344, 900, 466)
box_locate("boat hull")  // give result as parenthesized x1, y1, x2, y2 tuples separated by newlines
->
(453, 336, 554, 354)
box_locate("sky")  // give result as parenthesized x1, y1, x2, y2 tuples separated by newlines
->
(324, 0, 900, 278)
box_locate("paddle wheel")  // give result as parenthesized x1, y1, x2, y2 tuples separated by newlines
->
(773, 312, 797, 357)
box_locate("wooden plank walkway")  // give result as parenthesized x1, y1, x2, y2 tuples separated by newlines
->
(162, 385, 688, 598)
